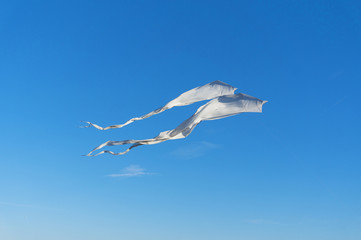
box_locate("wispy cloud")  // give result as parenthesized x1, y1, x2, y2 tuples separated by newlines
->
(0, 201, 59, 210)
(171, 141, 221, 159)
(0, 201, 35, 208)
(108, 165, 154, 178)
(245, 219, 280, 225)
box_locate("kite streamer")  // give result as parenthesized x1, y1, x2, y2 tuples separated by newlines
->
(81, 80, 236, 130)
(85, 89, 267, 156)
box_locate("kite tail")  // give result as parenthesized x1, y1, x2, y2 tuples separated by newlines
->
(86, 149, 131, 156)
(80, 106, 166, 130)
(80, 120, 135, 130)
(80, 81, 237, 131)
(86, 143, 143, 156)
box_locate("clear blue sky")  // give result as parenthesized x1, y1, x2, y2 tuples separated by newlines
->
(1, 1, 360, 239)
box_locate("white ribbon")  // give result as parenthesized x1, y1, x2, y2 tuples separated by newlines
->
(81, 80, 237, 130)
(86, 92, 267, 156)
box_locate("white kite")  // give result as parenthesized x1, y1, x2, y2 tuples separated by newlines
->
(83, 81, 266, 156)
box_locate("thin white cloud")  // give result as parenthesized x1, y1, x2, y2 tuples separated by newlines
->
(245, 219, 280, 225)
(0, 201, 34, 208)
(108, 165, 154, 178)
(171, 141, 221, 159)
(0, 201, 58, 210)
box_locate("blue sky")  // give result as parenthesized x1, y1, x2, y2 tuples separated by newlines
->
(1, 0, 360, 239)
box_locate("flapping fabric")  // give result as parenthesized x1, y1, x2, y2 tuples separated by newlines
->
(87, 93, 267, 156)
(81, 80, 237, 130)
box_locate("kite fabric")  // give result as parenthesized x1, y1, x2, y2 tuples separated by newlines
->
(85, 81, 267, 156)
(81, 80, 237, 130)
